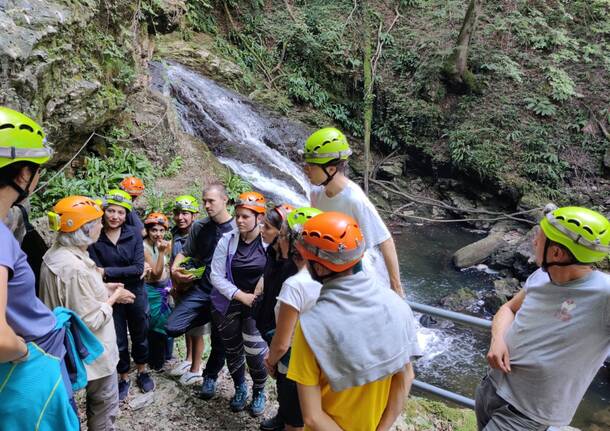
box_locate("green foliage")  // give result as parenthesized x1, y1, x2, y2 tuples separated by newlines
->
(144, 189, 175, 214)
(545, 67, 575, 102)
(207, 0, 362, 134)
(32, 145, 155, 218)
(161, 157, 184, 177)
(181, 0, 610, 200)
(185, 0, 216, 34)
(480, 54, 523, 83)
(222, 171, 251, 203)
(524, 96, 556, 117)
(520, 138, 568, 188)
(448, 127, 509, 181)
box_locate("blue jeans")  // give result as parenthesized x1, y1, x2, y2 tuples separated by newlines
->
(165, 287, 225, 379)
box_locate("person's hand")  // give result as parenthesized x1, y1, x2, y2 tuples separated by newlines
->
(392, 280, 406, 298)
(12, 336, 29, 363)
(157, 239, 170, 253)
(253, 277, 264, 296)
(173, 268, 195, 283)
(236, 291, 257, 307)
(141, 262, 152, 279)
(263, 352, 277, 378)
(105, 282, 124, 292)
(487, 337, 511, 373)
(113, 286, 135, 304)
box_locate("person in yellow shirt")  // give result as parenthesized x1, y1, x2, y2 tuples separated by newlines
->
(287, 212, 422, 431)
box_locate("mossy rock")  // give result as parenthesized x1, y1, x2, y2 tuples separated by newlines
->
(403, 396, 477, 431)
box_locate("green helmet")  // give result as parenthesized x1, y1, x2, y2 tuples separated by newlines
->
(540, 206, 610, 263)
(0, 107, 53, 169)
(104, 189, 133, 212)
(174, 195, 199, 213)
(302, 127, 352, 165)
(287, 207, 323, 232)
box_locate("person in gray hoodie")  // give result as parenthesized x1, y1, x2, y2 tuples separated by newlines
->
(287, 211, 421, 431)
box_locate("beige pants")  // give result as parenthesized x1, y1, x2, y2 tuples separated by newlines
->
(86, 372, 119, 431)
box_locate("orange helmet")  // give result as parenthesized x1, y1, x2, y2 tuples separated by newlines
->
(144, 212, 169, 229)
(119, 176, 145, 197)
(48, 196, 103, 233)
(235, 191, 266, 214)
(296, 212, 365, 272)
(274, 203, 295, 221)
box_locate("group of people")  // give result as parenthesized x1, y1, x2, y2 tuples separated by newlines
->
(1, 105, 609, 431)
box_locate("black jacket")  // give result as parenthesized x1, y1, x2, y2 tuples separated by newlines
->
(254, 246, 298, 339)
(88, 225, 144, 291)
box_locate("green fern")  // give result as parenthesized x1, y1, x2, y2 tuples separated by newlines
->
(525, 96, 557, 117)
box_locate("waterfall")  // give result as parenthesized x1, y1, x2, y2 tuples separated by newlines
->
(150, 60, 310, 207)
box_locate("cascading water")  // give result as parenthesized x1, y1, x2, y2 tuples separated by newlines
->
(150, 60, 309, 207)
(150, 60, 608, 428)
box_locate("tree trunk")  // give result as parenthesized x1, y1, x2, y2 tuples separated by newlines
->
(362, 0, 373, 195)
(443, 0, 480, 93)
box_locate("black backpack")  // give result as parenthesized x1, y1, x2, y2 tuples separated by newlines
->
(16, 205, 49, 297)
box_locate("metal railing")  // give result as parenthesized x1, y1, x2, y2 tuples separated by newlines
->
(406, 300, 610, 410)
(407, 301, 490, 409)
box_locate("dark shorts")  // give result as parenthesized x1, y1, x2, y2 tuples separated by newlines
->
(475, 375, 547, 431)
(277, 372, 304, 427)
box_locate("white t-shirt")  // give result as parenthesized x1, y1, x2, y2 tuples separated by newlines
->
(274, 268, 322, 373)
(274, 268, 322, 321)
(310, 180, 391, 249)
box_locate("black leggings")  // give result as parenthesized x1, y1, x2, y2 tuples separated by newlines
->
(113, 286, 149, 373)
(212, 301, 268, 391)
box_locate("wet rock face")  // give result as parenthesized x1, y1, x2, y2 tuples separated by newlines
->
(1, 0, 136, 164)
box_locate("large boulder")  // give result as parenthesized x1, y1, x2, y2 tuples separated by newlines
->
(452, 233, 506, 268)
(493, 277, 521, 298)
(377, 156, 405, 180)
(439, 287, 479, 313)
(482, 277, 522, 314)
(154, 33, 244, 88)
(490, 226, 538, 280)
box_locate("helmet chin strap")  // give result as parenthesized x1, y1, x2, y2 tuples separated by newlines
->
(9, 166, 38, 206)
(319, 164, 338, 187)
(541, 239, 587, 283)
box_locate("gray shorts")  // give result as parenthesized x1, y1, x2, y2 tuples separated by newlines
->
(475, 374, 547, 431)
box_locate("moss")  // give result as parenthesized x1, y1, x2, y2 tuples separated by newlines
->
(404, 396, 477, 431)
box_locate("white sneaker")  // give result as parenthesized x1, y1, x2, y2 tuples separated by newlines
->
(168, 361, 191, 377)
(179, 370, 203, 386)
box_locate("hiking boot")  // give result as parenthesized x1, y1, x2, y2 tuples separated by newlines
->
(229, 382, 248, 412)
(259, 412, 284, 430)
(198, 376, 217, 400)
(179, 370, 203, 386)
(249, 389, 266, 417)
(118, 379, 130, 401)
(136, 372, 155, 393)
